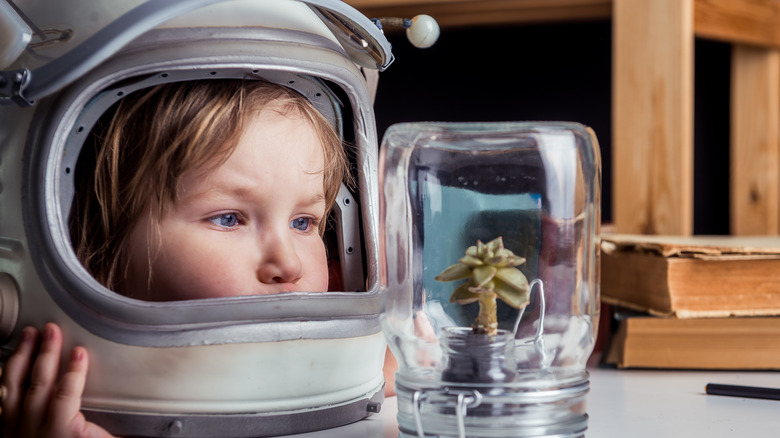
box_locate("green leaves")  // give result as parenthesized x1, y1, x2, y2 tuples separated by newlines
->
(435, 237, 532, 330)
(472, 265, 497, 288)
(435, 262, 472, 282)
(449, 282, 480, 304)
(494, 267, 531, 309)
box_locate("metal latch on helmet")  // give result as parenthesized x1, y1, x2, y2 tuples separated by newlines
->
(371, 15, 439, 49)
(0, 68, 34, 106)
(0, 273, 20, 341)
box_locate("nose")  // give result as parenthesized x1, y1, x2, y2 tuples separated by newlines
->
(256, 228, 303, 285)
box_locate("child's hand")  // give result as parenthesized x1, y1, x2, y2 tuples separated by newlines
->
(2, 323, 115, 438)
(383, 346, 397, 397)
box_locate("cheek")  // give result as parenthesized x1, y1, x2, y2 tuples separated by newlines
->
(149, 239, 243, 300)
(303, 239, 330, 292)
(312, 261, 330, 292)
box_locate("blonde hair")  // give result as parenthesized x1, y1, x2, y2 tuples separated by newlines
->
(69, 79, 349, 291)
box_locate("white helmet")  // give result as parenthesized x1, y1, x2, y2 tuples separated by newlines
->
(0, 0, 392, 436)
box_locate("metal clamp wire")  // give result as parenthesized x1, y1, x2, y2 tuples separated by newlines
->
(412, 388, 483, 438)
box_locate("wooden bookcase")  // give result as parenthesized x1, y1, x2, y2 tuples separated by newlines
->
(348, 0, 780, 236)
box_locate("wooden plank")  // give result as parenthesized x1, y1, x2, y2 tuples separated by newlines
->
(695, 0, 780, 50)
(730, 45, 780, 235)
(613, 0, 694, 235)
(347, 0, 612, 27)
(350, 0, 780, 45)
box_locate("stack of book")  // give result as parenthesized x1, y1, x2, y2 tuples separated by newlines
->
(600, 233, 780, 370)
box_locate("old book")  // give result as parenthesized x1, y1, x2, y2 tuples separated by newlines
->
(601, 233, 780, 318)
(604, 313, 780, 370)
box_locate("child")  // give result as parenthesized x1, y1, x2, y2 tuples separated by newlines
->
(70, 79, 347, 301)
(1, 78, 385, 437)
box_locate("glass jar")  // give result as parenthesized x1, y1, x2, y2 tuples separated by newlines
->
(379, 122, 601, 437)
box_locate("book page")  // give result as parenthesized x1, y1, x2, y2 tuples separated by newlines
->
(602, 233, 780, 258)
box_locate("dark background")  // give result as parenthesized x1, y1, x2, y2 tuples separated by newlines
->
(371, 20, 731, 234)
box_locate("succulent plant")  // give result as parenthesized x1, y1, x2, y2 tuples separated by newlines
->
(435, 237, 530, 335)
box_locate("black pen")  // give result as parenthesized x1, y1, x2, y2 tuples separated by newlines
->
(705, 383, 780, 401)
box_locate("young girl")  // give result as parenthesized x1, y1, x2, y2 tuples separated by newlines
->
(1, 79, 376, 437)
(71, 79, 348, 301)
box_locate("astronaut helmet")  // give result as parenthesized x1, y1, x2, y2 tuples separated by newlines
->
(0, 0, 393, 436)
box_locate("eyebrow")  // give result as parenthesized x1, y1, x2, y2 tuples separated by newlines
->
(184, 184, 327, 207)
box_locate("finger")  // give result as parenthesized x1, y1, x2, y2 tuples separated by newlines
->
(45, 346, 89, 431)
(45, 347, 116, 438)
(2, 326, 40, 431)
(21, 323, 64, 435)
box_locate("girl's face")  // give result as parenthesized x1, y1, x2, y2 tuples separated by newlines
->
(122, 106, 329, 300)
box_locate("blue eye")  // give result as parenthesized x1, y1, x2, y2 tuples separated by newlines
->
(290, 217, 312, 231)
(209, 213, 239, 228)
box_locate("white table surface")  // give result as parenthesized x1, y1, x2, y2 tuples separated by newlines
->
(281, 367, 780, 438)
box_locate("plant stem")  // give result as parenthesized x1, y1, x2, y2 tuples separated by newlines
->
(475, 292, 499, 335)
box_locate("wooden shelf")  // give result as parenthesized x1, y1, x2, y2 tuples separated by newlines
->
(347, 0, 611, 27)
(695, 0, 780, 50)
(350, 0, 780, 236)
(350, 0, 780, 50)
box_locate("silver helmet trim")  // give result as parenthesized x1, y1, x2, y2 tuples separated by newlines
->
(0, 0, 393, 106)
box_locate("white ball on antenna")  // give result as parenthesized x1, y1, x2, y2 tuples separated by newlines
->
(406, 14, 439, 49)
